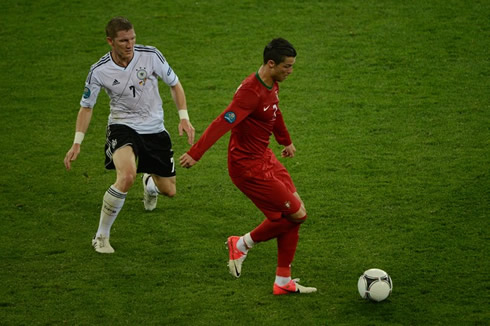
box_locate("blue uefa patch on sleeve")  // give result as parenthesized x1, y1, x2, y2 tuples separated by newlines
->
(224, 111, 236, 123)
(83, 87, 91, 99)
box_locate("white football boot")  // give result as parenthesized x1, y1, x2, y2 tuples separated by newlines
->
(227, 236, 247, 278)
(273, 278, 317, 295)
(92, 235, 115, 254)
(142, 173, 158, 211)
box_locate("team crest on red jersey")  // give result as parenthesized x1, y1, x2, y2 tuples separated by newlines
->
(284, 201, 291, 209)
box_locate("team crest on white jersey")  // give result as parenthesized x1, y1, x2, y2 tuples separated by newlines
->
(136, 67, 148, 85)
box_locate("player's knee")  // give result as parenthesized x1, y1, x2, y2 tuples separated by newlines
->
(286, 214, 307, 224)
(163, 188, 176, 198)
(117, 171, 136, 191)
(286, 207, 307, 224)
(158, 184, 176, 198)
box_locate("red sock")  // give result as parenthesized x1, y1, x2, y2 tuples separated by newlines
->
(250, 218, 297, 243)
(276, 224, 300, 277)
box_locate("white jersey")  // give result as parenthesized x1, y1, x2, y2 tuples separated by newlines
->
(80, 45, 179, 134)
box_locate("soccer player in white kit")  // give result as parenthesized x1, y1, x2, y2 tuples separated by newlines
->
(64, 17, 195, 253)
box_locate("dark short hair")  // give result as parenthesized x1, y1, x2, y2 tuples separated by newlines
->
(105, 17, 133, 39)
(263, 38, 297, 64)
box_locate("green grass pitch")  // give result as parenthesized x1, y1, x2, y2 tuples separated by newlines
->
(0, 0, 488, 324)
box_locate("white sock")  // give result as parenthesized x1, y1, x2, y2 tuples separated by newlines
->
(96, 185, 127, 238)
(243, 232, 255, 249)
(237, 232, 255, 253)
(236, 237, 248, 254)
(145, 174, 159, 196)
(275, 275, 292, 286)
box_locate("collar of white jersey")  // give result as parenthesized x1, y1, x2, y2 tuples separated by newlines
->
(110, 48, 139, 70)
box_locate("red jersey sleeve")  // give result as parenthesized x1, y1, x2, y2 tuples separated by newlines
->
(272, 109, 292, 146)
(187, 88, 259, 161)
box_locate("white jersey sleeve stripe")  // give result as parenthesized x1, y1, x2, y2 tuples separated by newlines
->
(87, 54, 111, 84)
(135, 45, 166, 65)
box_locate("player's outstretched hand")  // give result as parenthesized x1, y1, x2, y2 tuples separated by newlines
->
(179, 119, 195, 145)
(281, 143, 296, 158)
(64, 144, 81, 170)
(179, 153, 197, 169)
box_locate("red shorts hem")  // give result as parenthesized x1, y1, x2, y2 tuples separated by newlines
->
(230, 159, 300, 220)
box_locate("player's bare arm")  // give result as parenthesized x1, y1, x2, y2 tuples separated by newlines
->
(64, 107, 93, 170)
(179, 119, 195, 145)
(171, 81, 195, 145)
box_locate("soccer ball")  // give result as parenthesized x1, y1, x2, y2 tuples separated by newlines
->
(358, 268, 393, 302)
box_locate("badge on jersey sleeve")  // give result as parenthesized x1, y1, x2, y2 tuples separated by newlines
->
(224, 111, 236, 123)
(83, 87, 91, 99)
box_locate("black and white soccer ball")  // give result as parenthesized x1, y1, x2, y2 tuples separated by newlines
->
(358, 268, 393, 302)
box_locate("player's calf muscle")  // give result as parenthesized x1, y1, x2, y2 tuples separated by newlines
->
(155, 176, 177, 197)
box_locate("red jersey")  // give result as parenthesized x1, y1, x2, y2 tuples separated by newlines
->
(187, 72, 292, 177)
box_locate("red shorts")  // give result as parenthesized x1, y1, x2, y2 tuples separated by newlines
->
(230, 155, 301, 220)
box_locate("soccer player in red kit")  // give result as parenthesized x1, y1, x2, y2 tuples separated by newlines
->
(179, 38, 316, 295)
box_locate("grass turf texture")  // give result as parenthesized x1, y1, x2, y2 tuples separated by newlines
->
(0, 0, 488, 324)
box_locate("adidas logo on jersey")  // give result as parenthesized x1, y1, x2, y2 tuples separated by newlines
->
(112, 79, 120, 86)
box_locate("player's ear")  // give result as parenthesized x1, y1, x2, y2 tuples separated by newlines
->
(106, 37, 113, 47)
(267, 59, 276, 68)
